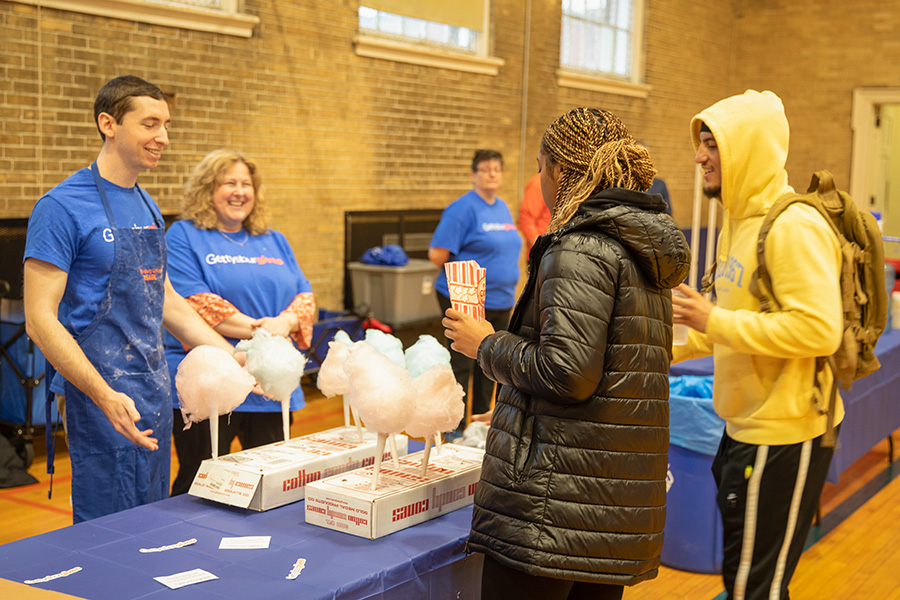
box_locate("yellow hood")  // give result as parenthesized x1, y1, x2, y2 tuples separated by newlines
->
(691, 90, 794, 220)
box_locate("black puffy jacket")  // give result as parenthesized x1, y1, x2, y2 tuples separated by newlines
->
(468, 187, 691, 585)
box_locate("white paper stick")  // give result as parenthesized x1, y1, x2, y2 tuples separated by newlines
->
(282, 399, 290, 442)
(210, 406, 219, 461)
(350, 404, 364, 443)
(388, 433, 400, 468)
(371, 433, 387, 490)
(435, 432, 443, 453)
(342, 396, 351, 428)
(421, 436, 432, 476)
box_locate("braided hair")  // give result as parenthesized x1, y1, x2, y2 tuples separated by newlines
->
(541, 107, 656, 233)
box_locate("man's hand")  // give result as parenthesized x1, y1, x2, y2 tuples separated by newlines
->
(442, 308, 495, 359)
(672, 283, 715, 334)
(96, 391, 159, 450)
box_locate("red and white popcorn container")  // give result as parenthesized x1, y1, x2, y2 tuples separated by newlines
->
(444, 260, 486, 321)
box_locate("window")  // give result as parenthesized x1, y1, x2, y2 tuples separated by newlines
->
(557, 0, 651, 97)
(12, 0, 259, 38)
(359, 7, 478, 54)
(354, 1, 504, 76)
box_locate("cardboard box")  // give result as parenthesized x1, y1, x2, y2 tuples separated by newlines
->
(304, 444, 484, 539)
(189, 427, 408, 511)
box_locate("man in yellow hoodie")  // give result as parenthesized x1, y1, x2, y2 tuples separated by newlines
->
(672, 90, 843, 600)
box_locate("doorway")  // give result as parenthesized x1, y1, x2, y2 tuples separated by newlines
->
(851, 89, 900, 242)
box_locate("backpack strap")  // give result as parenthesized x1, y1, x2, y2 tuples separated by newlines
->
(822, 356, 840, 448)
(750, 192, 806, 312)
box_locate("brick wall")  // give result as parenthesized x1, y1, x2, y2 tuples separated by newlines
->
(732, 0, 900, 195)
(5, 0, 889, 310)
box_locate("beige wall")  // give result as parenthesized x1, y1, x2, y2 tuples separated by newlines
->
(6, 0, 893, 310)
(732, 0, 900, 193)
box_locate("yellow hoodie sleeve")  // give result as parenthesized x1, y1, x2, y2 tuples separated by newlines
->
(672, 328, 714, 363)
(706, 204, 843, 358)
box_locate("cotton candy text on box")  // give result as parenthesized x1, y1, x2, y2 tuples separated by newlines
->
(282, 452, 391, 491)
(392, 482, 477, 522)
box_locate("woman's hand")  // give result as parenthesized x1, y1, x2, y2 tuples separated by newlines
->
(253, 313, 296, 338)
(442, 308, 494, 359)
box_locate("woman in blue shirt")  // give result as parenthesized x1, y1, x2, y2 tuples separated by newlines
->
(428, 149, 522, 434)
(165, 149, 315, 495)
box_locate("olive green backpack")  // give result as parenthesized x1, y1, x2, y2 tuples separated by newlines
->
(704, 171, 888, 447)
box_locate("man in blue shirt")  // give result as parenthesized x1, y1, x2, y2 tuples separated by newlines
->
(23, 75, 237, 523)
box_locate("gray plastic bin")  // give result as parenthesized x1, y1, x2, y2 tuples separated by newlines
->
(347, 259, 441, 327)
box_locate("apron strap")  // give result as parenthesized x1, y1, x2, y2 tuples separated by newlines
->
(44, 362, 58, 498)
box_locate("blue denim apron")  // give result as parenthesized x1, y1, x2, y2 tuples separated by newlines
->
(65, 163, 172, 523)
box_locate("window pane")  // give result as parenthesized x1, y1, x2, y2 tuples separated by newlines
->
(566, 0, 586, 18)
(405, 17, 427, 40)
(616, 0, 632, 29)
(596, 24, 614, 73)
(359, 6, 378, 29)
(614, 29, 631, 76)
(560, 0, 637, 79)
(585, 0, 611, 23)
(380, 12, 403, 35)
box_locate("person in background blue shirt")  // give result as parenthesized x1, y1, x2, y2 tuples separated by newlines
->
(429, 149, 522, 436)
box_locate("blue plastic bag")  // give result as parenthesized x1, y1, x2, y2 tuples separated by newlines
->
(360, 244, 409, 266)
(669, 375, 724, 456)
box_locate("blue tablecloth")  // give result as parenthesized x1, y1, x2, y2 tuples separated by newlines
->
(0, 442, 482, 599)
(669, 328, 900, 483)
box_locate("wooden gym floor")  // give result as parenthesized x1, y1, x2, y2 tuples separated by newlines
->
(2, 380, 899, 599)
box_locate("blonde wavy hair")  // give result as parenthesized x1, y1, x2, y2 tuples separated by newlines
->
(542, 107, 656, 233)
(180, 149, 268, 235)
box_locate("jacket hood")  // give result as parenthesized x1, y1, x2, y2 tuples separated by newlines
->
(563, 187, 690, 289)
(690, 90, 793, 220)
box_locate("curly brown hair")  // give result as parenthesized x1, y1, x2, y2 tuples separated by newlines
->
(541, 107, 656, 233)
(180, 149, 268, 235)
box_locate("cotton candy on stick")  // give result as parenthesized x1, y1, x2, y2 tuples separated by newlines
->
(235, 328, 307, 442)
(316, 330, 364, 440)
(406, 364, 465, 475)
(364, 329, 406, 367)
(404, 334, 451, 379)
(175, 345, 255, 460)
(344, 342, 415, 490)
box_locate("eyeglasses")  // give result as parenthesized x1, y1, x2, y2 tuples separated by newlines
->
(476, 166, 503, 175)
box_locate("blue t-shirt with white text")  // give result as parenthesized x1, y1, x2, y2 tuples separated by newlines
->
(430, 190, 521, 309)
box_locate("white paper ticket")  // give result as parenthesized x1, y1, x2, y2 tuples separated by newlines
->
(153, 568, 218, 590)
(218, 536, 271, 550)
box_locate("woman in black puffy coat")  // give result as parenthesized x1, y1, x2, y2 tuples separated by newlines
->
(443, 107, 691, 600)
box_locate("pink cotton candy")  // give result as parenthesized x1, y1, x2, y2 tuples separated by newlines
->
(175, 345, 255, 424)
(405, 364, 465, 439)
(343, 342, 414, 434)
(316, 339, 351, 397)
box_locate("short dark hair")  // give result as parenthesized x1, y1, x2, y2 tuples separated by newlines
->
(471, 149, 503, 172)
(93, 75, 167, 141)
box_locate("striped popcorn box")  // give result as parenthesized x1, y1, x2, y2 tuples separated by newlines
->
(445, 260, 486, 321)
